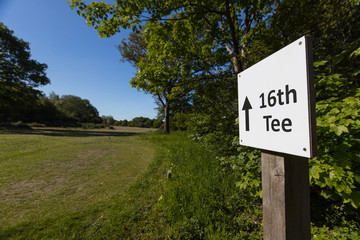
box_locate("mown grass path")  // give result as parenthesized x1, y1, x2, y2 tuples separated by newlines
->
(0, 127, 156, 233)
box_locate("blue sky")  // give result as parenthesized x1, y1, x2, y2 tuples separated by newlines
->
(0, 0, 157, 120)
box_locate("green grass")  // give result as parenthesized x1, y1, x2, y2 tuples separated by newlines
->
(146, 133, 263, 239)
(0, 128, 264, 239)
(0, 126, 157, 238)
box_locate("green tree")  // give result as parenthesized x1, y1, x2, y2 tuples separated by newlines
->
(119, 21, 198, 133)
(0, 22, 50, 121)
(129, 117, 146, 127)
(29, 96, 61, 123)
(117, 119, 129, 126)
(50, 93, 100, 123)
(101, 115, 115, 126)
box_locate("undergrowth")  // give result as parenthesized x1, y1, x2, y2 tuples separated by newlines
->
(152, 132, 263, 239)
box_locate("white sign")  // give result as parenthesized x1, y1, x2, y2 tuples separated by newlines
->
(238, 36, 317, 158)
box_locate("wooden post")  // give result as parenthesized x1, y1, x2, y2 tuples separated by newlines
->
(262, 151, 311, 240)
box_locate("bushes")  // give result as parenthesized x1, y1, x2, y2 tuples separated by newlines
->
(0, 121, 31, 129)
(311, 225, 360, 240)
(128, 117, 162, 128)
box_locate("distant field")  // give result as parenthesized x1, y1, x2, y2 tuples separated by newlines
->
(0, 126, 156, 231)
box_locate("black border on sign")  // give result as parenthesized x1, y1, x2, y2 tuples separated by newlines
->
(305, 35, 318, 157)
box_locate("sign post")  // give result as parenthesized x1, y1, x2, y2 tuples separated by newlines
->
(238, 36, 317, 240)
(261, 152, 311, 240)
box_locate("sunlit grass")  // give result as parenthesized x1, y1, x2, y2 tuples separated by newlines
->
(0, 127, 155, 230)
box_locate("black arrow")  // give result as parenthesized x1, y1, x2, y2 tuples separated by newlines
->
(242, 97, 252, 131)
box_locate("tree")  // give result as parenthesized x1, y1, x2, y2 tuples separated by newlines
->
(119, 21, 199, 133)
(116, 119, 129, 126)
(0, 22, 50, 121)
(50, 93, 100, 123)
(28, 96, 61, 123)
(101, 115, 115, 125)
(128, 117, 149, 128)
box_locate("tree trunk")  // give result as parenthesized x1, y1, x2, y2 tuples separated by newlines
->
(164, 100, 170, 134)
(225, 0, 242, 74)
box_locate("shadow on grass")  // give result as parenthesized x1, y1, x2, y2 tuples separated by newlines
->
(0, 127, 140, 137)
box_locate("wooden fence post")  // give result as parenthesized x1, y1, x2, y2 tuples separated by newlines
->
(262, 151, 311, 240)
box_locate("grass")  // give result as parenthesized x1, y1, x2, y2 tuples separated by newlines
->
(147, 133, 263, 239)
(0, 127, 264, 239)
(0, 126, 157, 238)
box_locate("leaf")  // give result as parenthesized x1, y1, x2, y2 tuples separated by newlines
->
(313, 60, 328, 67)
(355, 174, 360, 183)
(350, 191, 360, 208)
(332, 51, 346, 64)
(310, 165, 322, 179)
(327, 116, 337, 124)
(329, 108, 340, 115)
(350, 47, 360, 58)
(320, 190, 332, 199)
(334, 182, 346, 193)
(334, 125, 349, 136)
(352, 68, 360, 76)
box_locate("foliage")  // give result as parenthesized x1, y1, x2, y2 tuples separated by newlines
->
(312, 90, 360, 207)
(0, 22, 50, 122)
(101, 115, 115, 126)
(214, 0, 360, 234)
(119, 21, 201, 133)
(27, 96, 62, 123)
(70, 0, 278, 72)
(308, 43, 360, 225)
(115, 119, 129, 127)
(49, 93, 101, 123)
(220, 144, 262, 199)
(186, 72, 239, 154)
(128, 116, 161, 128)
(114, 117, 162, 128)
(117, 30, 147, 67)
(311, 225, 360, 240)
(0, 121, 31, 130)
(0, 22, 49, 87)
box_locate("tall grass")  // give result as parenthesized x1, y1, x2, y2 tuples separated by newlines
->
(151, 132, 263, 239)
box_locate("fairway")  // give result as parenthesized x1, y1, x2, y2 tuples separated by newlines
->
(0, 126, 156, 230)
